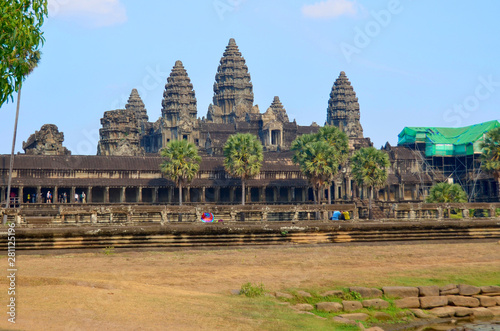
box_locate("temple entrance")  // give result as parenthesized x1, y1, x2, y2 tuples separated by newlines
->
(220, 187, 230, 203)
(92, 187, 105, 203)
(205, 188, 215, 202)
(23, 187, 37, 203)
(109, 188, 121, 203)
(265, 187, 274, 203)
(125, 188, 137, 203)
(142, 188, 153, 203)
(158, 188, 169, 203)
(250, 188, 259, 202)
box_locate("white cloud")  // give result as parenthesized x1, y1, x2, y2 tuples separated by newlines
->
(48, 0, 127, 28)
(302, 0, 360, 19)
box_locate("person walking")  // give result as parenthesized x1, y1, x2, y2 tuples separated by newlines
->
(74, 193, 79, 203)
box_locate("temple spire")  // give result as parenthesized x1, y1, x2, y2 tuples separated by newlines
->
(326, 71, 364, 139)
(125, 88, 148, 125)
(211, 38, 254, 122)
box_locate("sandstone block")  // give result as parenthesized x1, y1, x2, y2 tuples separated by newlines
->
(474, 295, 498, 307)
(332, 316, 356, 325)
(382, 286, 419, 298)
(349, 287, 383, 298)
(275, 292, 293, 299)
(316, 302, 342, 313)
(480, 285, 500, 294)
(395, 297, 420, 309)
(338, 313, 369, 321)
(472, 307, 494, 318)
(447, 295, 480, 307)
(418, 286, 440, 297)
(420, 296, 448, 309)
(440, 284, 459, 295)
(342, 300, 363, 312)
(362, 299, 390, 309)
(488, 307, 500, 316)
(291, 303, 314, 311)
(373, 312, 392, 321)
(454, 307, 474, 317)
(428, 306, 456, 318)
(458, 284, 481, 296)
(410, 309, 433, 319)
(296, 291, 312, 298)
(497, 297, 500, 305)
(321, 290, 343, 297)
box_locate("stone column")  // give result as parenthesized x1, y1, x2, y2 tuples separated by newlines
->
(186, 187, 191, 203)
(289, 187, 294, 202)
(302, 188, 306, 202)
(168, 187, 173, 204)
(37, 186, 42, 203)
(215, 187, 220, 202)
(245, 187, 251, 203)
(1, 187, 5, 203)
(201, 187, 206, 203)
(104, 187, 109, 203)
(120, 187, 126, 203)
(229, 187, 235, 203)
(153, 188, 158, 204)
(87, 187, 92, 203)
(19, 186, 24, 204)
(138, 187, 142, 203)
(273, 187, 278, 202)
(70, 187, 76, 203)
(259, 187, 265, 202)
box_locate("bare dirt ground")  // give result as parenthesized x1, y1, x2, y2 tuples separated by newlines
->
(1, 241, 499, 330)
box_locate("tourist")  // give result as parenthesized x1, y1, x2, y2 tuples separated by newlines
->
(342, 211, 350, 221)
(46, 190, 52, 203)
(27, 193, 30, 203)
(32, 193, 36, 203)
(63, 192, 67, 203)
(74, 193, 79, 203)
(81, 191, 86, 204)
(330, 210, 341, 221)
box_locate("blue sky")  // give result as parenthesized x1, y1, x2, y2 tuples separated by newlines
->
(1, 0, 499, 155)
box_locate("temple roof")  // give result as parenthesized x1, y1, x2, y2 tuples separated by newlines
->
(125, 89, 149, 124)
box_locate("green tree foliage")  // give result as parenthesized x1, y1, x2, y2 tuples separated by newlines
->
(350, 147, 390, 219)
(425, 182, 467, 203)
(1, 0, 47, 106)
(160, 140, 201, 205)
(291, 126, 348, 204)
(223, 133, 263, 205)
(480, 127, 500, 200)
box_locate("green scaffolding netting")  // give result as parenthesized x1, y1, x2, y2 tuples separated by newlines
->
(397, 120, 500, 157)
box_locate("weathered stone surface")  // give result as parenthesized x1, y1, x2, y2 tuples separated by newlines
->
(97, 108, 144, 156)
(291, 303, 314, 311)
(395, 297, 420, 309)
(275, 292, 293, 299)
(373, 312, 392, 321)
(472, 307, 494, 318)
(326, 71, 364, 139)
(338, 313, 369, 321)
(440, 284, 458, 295)
(296, 291, 312, 298)
(454, 307, 474, 317)
(362, 299, 389, 309)
(383, 286, 419, 298)
(474, 295, 498, 307)
(428, 307, 456, 318)
(447, 295, 480, 307)
(349, 287, 383, 298)
(23, 124, 71, 156)
(481, 286, 500, 294)
(410, 309, 433, 319)
(458, 284, 481, 296)
(126, 88, 149, 126)
(489, 307, 500, 316)
(321, 290, 343, 297)
(496, 297, 500, 305)
(316, 302, 342, 313)
(332, 316, 356, 325)
(418, 286, 440, 297)
(365, 327, 385, 331)
(342, 300, 363, 312)
(420, 296, 448, 309)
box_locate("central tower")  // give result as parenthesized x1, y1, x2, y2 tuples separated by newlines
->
(208, 38, 257, 123)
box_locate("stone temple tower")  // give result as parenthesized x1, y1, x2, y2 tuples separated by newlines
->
(207, 38, 257, 123)
(161, 60, 198, 145)
(125, 88, 149, 133)
(326, 71, 364, 139)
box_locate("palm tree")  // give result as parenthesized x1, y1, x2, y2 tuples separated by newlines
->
(291, 126, 348, 205)
(480, 127, 500, 200)
(425, 182, 467, 203)
(160, 139, 201, 206)
(350, 147, 390, 219)
(3, 51, 41, 223)
(223, 133, 263, 205)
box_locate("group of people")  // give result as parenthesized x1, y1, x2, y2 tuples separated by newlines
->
(24, 191, 87, 204)
(330, 210, 350, 221)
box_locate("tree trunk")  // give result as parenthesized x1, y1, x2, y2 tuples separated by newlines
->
(178, 182, 183, 206)
(368, 186, 373, 220)
(3, 85, 21, 225)
(242, 179, 245, 205)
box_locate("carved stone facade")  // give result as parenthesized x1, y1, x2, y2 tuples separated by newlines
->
(97, 108, 144, 156)
(22, 124, 70, 155)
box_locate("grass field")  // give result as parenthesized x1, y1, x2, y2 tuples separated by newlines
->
(1, 241, 499, 330)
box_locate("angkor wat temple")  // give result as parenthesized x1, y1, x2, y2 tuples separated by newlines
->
(2, 39, 498, 205)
